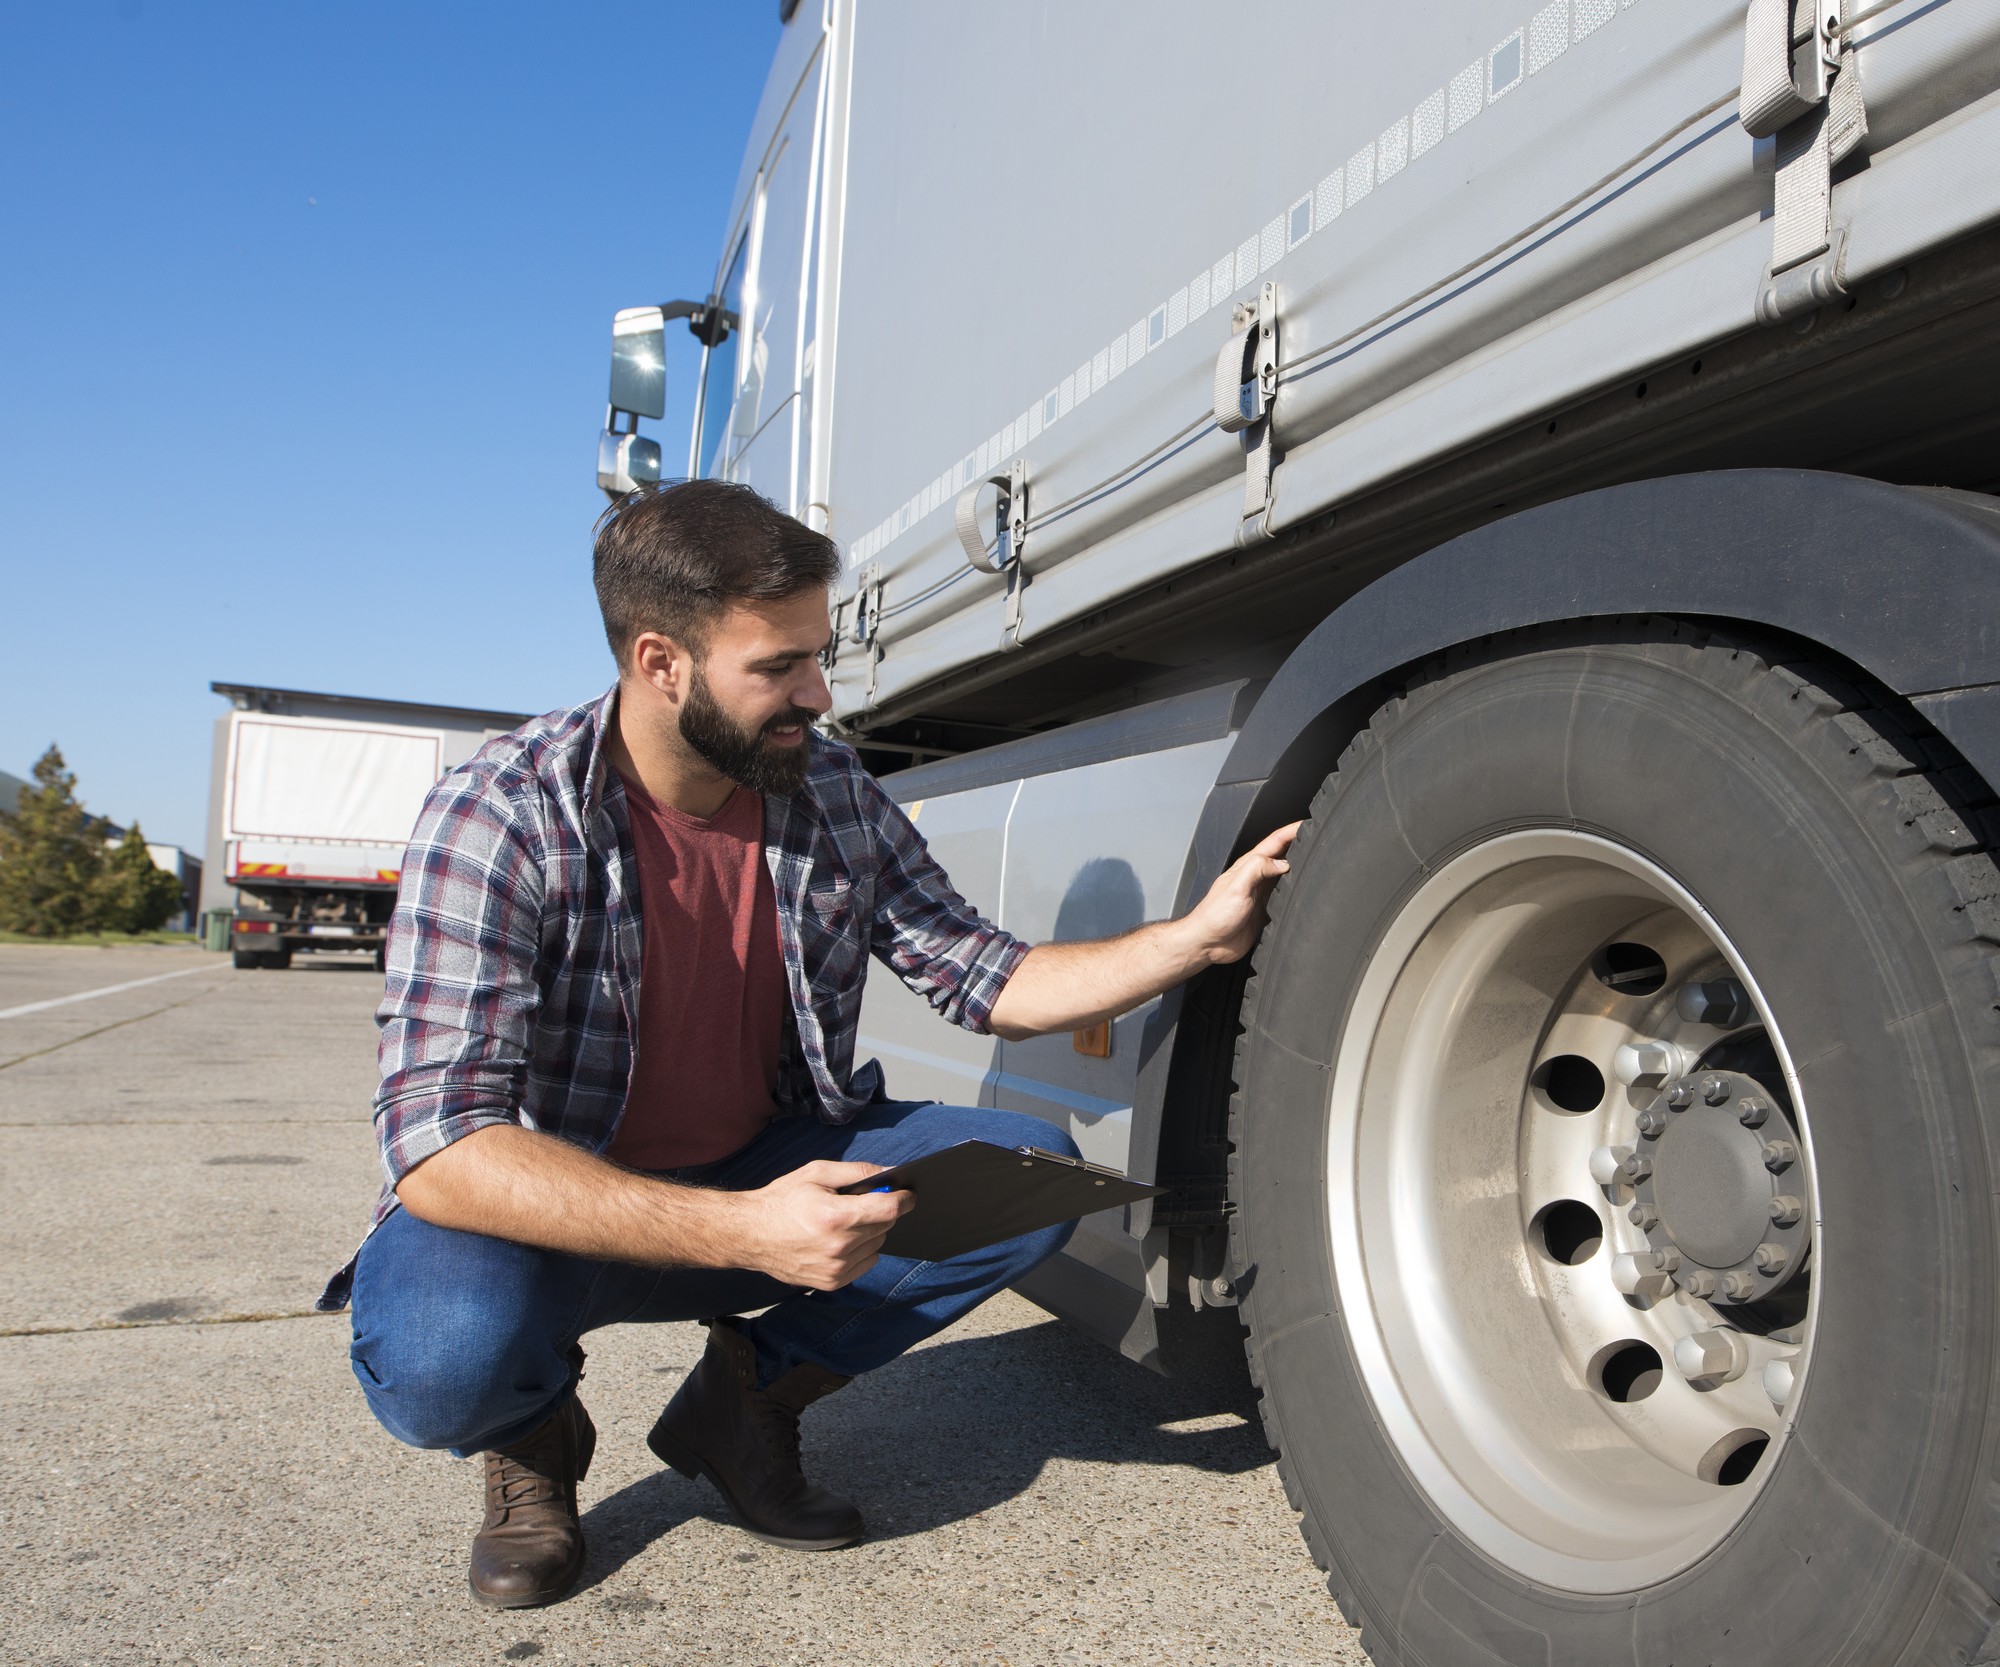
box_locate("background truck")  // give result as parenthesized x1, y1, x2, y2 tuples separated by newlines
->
(597, 3, 2000, 1662)
(204, 683, 529, 970)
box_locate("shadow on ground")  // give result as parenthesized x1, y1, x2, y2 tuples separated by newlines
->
(574, 1311, 1264, 1592)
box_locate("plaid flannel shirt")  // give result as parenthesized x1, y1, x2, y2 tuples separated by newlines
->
(316, 687, 1027, 1310)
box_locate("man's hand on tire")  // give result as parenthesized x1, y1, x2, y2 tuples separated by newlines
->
(1183, 821, 1304, 966)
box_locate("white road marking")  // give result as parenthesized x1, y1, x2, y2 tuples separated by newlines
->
(0, 964, 216, 1020)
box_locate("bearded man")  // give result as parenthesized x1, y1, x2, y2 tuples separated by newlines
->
(320, 480, 1298, 1608)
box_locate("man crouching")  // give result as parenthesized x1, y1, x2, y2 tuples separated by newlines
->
(319, 480, 1298, 1607)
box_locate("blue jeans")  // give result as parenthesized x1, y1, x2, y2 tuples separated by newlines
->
(348, 1100, 1078, 1456)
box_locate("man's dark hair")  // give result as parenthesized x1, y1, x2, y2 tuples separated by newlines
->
(592, 479, 841, 664)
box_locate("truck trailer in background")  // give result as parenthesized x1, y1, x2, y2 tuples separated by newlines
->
(202, 684, 530, 970)
(595, 3, 2000, 1663)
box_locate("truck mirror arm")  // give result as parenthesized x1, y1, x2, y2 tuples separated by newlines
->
(659, 297, 738, 349)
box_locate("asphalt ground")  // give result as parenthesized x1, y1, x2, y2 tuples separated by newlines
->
(1, 942, 1367, 1667)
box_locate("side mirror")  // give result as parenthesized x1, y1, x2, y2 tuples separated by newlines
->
(597, 428, 662, 497)
(594, 298, 738, 500)
(608, 307, 667, 419)
(598, 307, 667, 499)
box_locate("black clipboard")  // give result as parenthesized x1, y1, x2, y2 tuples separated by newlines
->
(836, 1139, 1164, 1262)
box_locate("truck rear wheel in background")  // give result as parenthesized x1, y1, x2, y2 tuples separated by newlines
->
(1229, 621, 2000, 1666)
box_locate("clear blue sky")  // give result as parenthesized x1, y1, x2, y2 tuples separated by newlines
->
(0, 1, 782, 851)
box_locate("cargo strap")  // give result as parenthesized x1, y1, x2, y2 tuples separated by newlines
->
(952, 457, 1029, 650)
(1212, 281, 1279, 534)
(1741, 0, 1867, 323)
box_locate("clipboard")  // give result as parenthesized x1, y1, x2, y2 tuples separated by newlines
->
(836, 1139, 1164, 1262)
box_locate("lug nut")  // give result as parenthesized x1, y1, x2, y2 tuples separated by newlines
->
(1753, 1243, 1790, 1276)
(1762, 1139, 1798, 1173)
(1769, 1194, 1803, 1227)
(1721, 1271, 1757, 1301)
(1681, 1269, 1717, 1297)
(1617, 1152, 1653, 1184)
(1701, 1074, 1732, 1106)
(1589, 1145, 1633, 1187)
(1763, 1357, 1796, 1410)
(1635, 1105, 1668, 1138)
(1665, 1082, 1695, 1110)
(1674, 1327, 1750, 1385)
(1677, 977, 1753, 1028)
(1736, 1096, 1770, 1129)
(1610, 1251, 1677, 1303)
(1615, 1040, 1690, 1087)
(1628, 1203, 1661, 1231)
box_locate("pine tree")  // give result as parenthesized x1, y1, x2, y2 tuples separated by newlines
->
(0, 746, 106, 936)
(95, 822, 187, 934)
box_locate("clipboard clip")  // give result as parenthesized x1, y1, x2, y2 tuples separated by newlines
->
(1015, 1144, 1124, 1186)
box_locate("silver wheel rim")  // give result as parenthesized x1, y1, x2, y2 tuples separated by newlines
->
(1325, 830, 1817, 1593)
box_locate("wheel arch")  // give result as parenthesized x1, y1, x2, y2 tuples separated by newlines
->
(1129, 467, 2000, 1240)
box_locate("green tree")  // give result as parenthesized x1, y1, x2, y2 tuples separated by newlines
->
(95, 822, 187, 934)
(0, 745, 105, 935)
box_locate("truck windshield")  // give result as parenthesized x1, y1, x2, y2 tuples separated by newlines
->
(696, 237, 748, 479)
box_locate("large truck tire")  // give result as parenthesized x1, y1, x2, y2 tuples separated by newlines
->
(1229, 620, 2000, 1666)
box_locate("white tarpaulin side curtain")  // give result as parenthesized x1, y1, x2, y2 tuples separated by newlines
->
(227, 720, 444, 845)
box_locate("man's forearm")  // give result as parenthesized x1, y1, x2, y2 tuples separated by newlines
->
(986, 920, 1209, 1040)
(394, 1122, 749, 1268)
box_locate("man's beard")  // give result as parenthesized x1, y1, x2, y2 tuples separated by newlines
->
(678, 663, 815, 796)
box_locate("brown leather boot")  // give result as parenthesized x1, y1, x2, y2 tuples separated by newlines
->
(647, 1317, 863, 1550)
(468, 1390, 596, 1608)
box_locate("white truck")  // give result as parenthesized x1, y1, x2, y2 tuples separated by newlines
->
(208, 684, 528, 970)
(596, 4, 2000, 1662)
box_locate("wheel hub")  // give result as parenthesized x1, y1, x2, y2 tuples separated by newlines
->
(1326, 831, 1818, 1591)
(1631, 1070, 1812, 1304)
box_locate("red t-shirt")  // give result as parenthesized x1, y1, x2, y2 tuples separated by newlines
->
(606, 774, 787, 1171)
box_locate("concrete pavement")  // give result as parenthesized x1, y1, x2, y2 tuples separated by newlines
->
(0, 942, 1366, 1666)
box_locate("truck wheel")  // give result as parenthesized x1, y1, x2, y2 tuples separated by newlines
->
(1229, 621, 2000, 1666)
(264, 948, 292, 971)
(231, 950, 261, 970)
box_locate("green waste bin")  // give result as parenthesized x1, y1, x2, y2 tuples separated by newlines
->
(203, 909, 233, 953)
